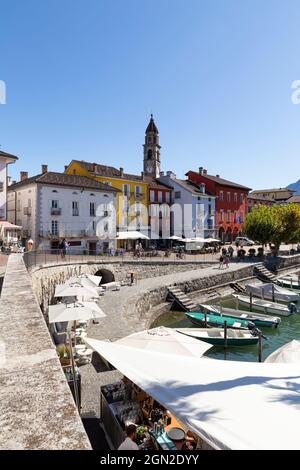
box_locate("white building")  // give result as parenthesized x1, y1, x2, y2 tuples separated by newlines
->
(7, 166, 119, 253)
(0, 150, 18, 221)
(157, 171, 216, 239)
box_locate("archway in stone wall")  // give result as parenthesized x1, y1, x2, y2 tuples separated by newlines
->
(95, 268, 115, 285)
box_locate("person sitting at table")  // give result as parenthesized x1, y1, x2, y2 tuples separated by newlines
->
(118, 424, 139, 450)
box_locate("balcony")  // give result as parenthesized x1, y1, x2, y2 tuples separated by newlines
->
(23, 207, 32, 216)
(50, 208, 61, 216)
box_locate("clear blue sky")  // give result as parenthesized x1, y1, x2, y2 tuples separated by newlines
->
(1, 0, 300, 189)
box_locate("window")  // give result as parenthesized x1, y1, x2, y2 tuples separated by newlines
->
(150, 190, 155, 202)
(52, 200, 59, 209)
(104, 222, 109, 232)
(174, 191, 181, 199)
(227, 192, 231, 203)
(104, 181, 112, 186)
(234, 193, 237, 203)
(240, 193, 244, 203)
(165, 192, 170, 204)
(52, 190, 58, 193)
(68, 241, 81, 247)
(234, 211, 237, 223)
(220, 210, 224, 222)
(73, 169, 76, 175)
(51, 220, 58, 236)
(135, 186, 142, 196)
(28, 199, 31, 207)
(227, 210, 231, 222)
(92, 221, 96, 231)
(17, 200, 21, 212)
(208, 204, 212, 216)
(219, 191, 224, 201)
(147, 149, 153, 159)
(123, 184, 130, 196)
(90, 202, 95, 216)
(158, 191, 163, 203)
(72, 201, 79, 216)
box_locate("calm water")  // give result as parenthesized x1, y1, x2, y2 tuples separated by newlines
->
(152, 295, 300, 362)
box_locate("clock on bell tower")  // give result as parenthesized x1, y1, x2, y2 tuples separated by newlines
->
(143, 114, 161, 178)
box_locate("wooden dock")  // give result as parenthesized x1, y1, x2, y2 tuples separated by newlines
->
(167, 286, 198, 312)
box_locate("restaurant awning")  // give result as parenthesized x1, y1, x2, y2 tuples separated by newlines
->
(49, 301, 106, 323)
(84, 338, 300, 450)
(115, 231, 149, 240)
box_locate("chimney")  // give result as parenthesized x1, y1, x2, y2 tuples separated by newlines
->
(141, 171, 144, 180)
(216, 174, 220, 178)
(7, 176, 12, 186)
(203, 169, 207, 175)
(20, 171, 28, 181)
(12, 180, 17, 185)
(41, 164, 48, 174)
(160, 171, 165, 177)
(199, 167, 204, 175)
(92, 163, 97, 172)
(166, 171, 176, 178)
(64, 165, 68, 172)
(120, 167, 124, 177)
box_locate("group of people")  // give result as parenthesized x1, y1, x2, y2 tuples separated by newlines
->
(219, 246, 234, 269)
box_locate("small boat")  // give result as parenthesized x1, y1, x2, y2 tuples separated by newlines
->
(232, 294, 296, 316)
(185, 311, 251, 329)
(200, 304, 280, 328)
(245, 283, 299, 303)
(277, 276, 300, 291)
(177, 328, 259, 347)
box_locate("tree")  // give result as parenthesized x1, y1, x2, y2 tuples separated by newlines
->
(245, 206, 277, 247)
(245, 204, 300, 253)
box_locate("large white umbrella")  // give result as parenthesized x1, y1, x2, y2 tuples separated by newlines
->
(111, 326, 212, 357)
(66, 275, 102, 288)
(54, 282, 99, 299)
(265, 340, 300, 363)
(48, 301, 106, 323)
(115, 231, 149, 240)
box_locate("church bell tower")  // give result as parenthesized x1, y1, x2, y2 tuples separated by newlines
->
(143, 114, 161, 178)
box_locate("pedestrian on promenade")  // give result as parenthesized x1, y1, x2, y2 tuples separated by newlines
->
(228, 246, 234, 258)
(219, 254, 224, 269)
(224, 254, 229, 268)
(60, 238, 68, 259)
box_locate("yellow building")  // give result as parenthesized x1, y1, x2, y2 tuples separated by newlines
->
(65, 160, 149, 236)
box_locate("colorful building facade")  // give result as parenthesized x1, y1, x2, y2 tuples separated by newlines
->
(186, 167, 251, 242)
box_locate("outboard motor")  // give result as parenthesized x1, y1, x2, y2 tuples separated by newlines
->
(288, 302, 298, 314)
(248, 322, 268, 340)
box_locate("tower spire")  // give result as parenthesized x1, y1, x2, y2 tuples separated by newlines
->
(143, 115, 161, 178)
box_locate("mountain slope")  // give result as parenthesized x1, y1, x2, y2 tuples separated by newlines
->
(288, 180, 300, 195)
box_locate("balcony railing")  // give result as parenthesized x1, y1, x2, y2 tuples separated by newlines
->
(51, 208, 61, 216)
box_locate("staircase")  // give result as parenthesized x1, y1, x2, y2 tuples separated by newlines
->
(253, 263, 277, 283)
(167, 286, 198, 312)
(229, 282, 246, 294)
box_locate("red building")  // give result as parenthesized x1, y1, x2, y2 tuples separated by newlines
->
(145, 176, 172, 240)
(186, 167, 251, 242)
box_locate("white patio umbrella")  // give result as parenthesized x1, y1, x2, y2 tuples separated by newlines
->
(48, 301, 106, 323)
(49, 300, 106, 410)
(113, 326, 213, 357)
(265, 340, 300, 363)
(54, 282, 99, 299)
(66, 274, 102, 287)
(115, 231, 149, 240)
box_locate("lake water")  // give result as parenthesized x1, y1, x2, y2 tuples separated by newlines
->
(151, 294, 300, 362)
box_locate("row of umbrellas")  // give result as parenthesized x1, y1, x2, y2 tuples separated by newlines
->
(49, 273, 106, 324)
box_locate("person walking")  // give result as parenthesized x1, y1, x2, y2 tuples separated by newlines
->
(228, 245, 234, 259)
(224, 253, 229, 268)
(219, 254, 224, 269)
(60, 238, 68, 259)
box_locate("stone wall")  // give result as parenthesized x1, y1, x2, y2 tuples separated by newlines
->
(266, 253, 300, 271)
(0, 254, 91, 450)
(123, 264, 255, 331)
(30, 261, 210, 307)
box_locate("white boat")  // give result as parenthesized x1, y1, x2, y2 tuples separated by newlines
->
(232, 294, 296, 316)
(245, 283, 299, 303)
(176, 328, 259, 347)
(200, 304, 281, 328)
(277, 276, 300, 290)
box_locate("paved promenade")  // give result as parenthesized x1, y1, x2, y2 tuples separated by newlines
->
(0, 254, 91, 450)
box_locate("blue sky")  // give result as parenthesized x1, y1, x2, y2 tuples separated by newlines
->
(1, 0, 300, 189)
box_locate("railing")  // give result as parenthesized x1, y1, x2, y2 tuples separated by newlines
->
(22, 248, 245, 270)
(50, 208, 61, 215)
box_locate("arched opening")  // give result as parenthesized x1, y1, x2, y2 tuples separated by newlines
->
(147, 149, 152, 160)
(94, 269, 115, 285)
